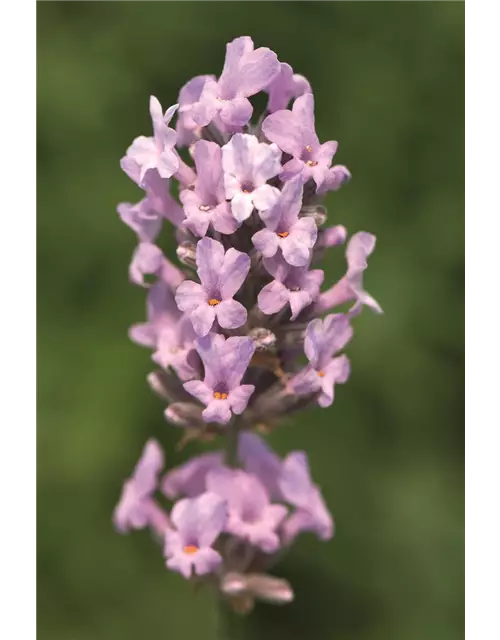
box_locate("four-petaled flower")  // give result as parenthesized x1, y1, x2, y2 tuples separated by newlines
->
(262, 93, 338, 190)
(164, 492, 227, 578)
(206, 468, 288, 553)
(222, 133, 282, 222)
(180, 140, 239, 237)
(113, 440, 165, 533)
(123, 96, 179, 185)
(289, 314, 352, 407)
(258, 255, 324, 320)
(175, 237, 250, 336)
(191, 36, 280, 129)
(279, 451, 333, 543)
(251, 176, 317, 267)
(184, 334, 255, 424)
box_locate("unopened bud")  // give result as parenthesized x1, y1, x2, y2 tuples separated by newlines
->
(165, 402, 205, 428)
(176, 242, 197, 268)
(249, 328, 277, 352)
(300, 204, 327, 226)
(318, 225, 347, 248)
(221, 572, 294, 606)
(147, 370, 190, 404)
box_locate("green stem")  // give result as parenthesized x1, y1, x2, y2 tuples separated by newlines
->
(224, 421, 240, 468)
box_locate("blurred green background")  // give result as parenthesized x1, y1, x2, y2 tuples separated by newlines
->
(37, 2, 464, 639)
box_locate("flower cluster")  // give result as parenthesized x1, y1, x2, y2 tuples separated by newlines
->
(115, 36, 381, 612)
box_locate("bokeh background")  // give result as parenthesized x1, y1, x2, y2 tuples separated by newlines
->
(37, 2, 464, 639)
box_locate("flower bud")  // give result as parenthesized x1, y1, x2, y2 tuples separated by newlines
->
(249, 328, 277, 352)
(176, 242, 197, 268)
(164, 402, 205, 428)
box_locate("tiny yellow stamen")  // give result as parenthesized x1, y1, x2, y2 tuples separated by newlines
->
(208, 298, 221, 306)
(277, 231, 289, 238)
(213, 391, 228, 400)
(318, 370, 325, 378)
(183, 545, 199, 555)
(305, 145, 312, 152)
(199, 205, 211, 212)
(306, 160, 318, 167)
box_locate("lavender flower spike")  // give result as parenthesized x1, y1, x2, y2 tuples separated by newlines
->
(115, 37, 381, 612)
(184, 334, 255, 424)
(252, 176, 317, 267)
(222, 133, 282, 222)
(262, 93, 338, 190)
(123, 96, 179, 184)
(289, 314, 352, 407)
(175, 237, 250, 336)
(164, 492, 227, 578)
(206, 468, 288, 553)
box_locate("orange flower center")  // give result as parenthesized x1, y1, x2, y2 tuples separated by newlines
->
(277, 231, 289, 238)
(213, 392, 228, 400)
(318, 370, 325, 377)
(305, 145, 313, 152)
(208, 298, 221, 306)
(306, 160, 318, 167)
(183, 545, 199, 555)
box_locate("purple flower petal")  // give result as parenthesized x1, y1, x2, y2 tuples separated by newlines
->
(175, 280, 206, 313)
(196, 237, 225, 290)
(188, 304, 216, 336)
(252, 228, 280, 258)
(237, 47, 280, 97)
(228, 384, 255, 414)
(219, 248, 251, 299)
(220, 97, 253, 128)
(129, 243, 164, 287)
(262, 110, 302, 156)
(162, 452, 223, 499)
(216, 299, 247, 329)
(238, 433, 283, 500)
(203, 398, 233, 424)
(252, 184, 281, 212)
(170, 492, 227, 548)
(183, 379, 214, 406)
(258, 280, 289, 315)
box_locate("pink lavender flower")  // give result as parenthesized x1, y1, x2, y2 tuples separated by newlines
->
(114, 440, 167, 533)
(289, 314, 352, 407)
(164, 492, 227, 578)
(176, 75, 215, 146)
(123, 97, 179, 185)
(206, 468, 287, 553)
(266, 62, 311, 113)
(238, 433, 283, 501)
(115, 36, 381, 613)
(251, 176, 317, 267)
(262, 93, 338, 190)
(184, 334, 255, 424)
(222, 133, 282, 222)
(180, 140, 239, 237)
(162, 452, 223, 499)
(175, 237, 250, 336)
(258, 255, 324, 320)
(279, 452, 333, 543)
(129, 242, 185, 289)
(314, 232, 382, 316)
(191, 36, 280, 129)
